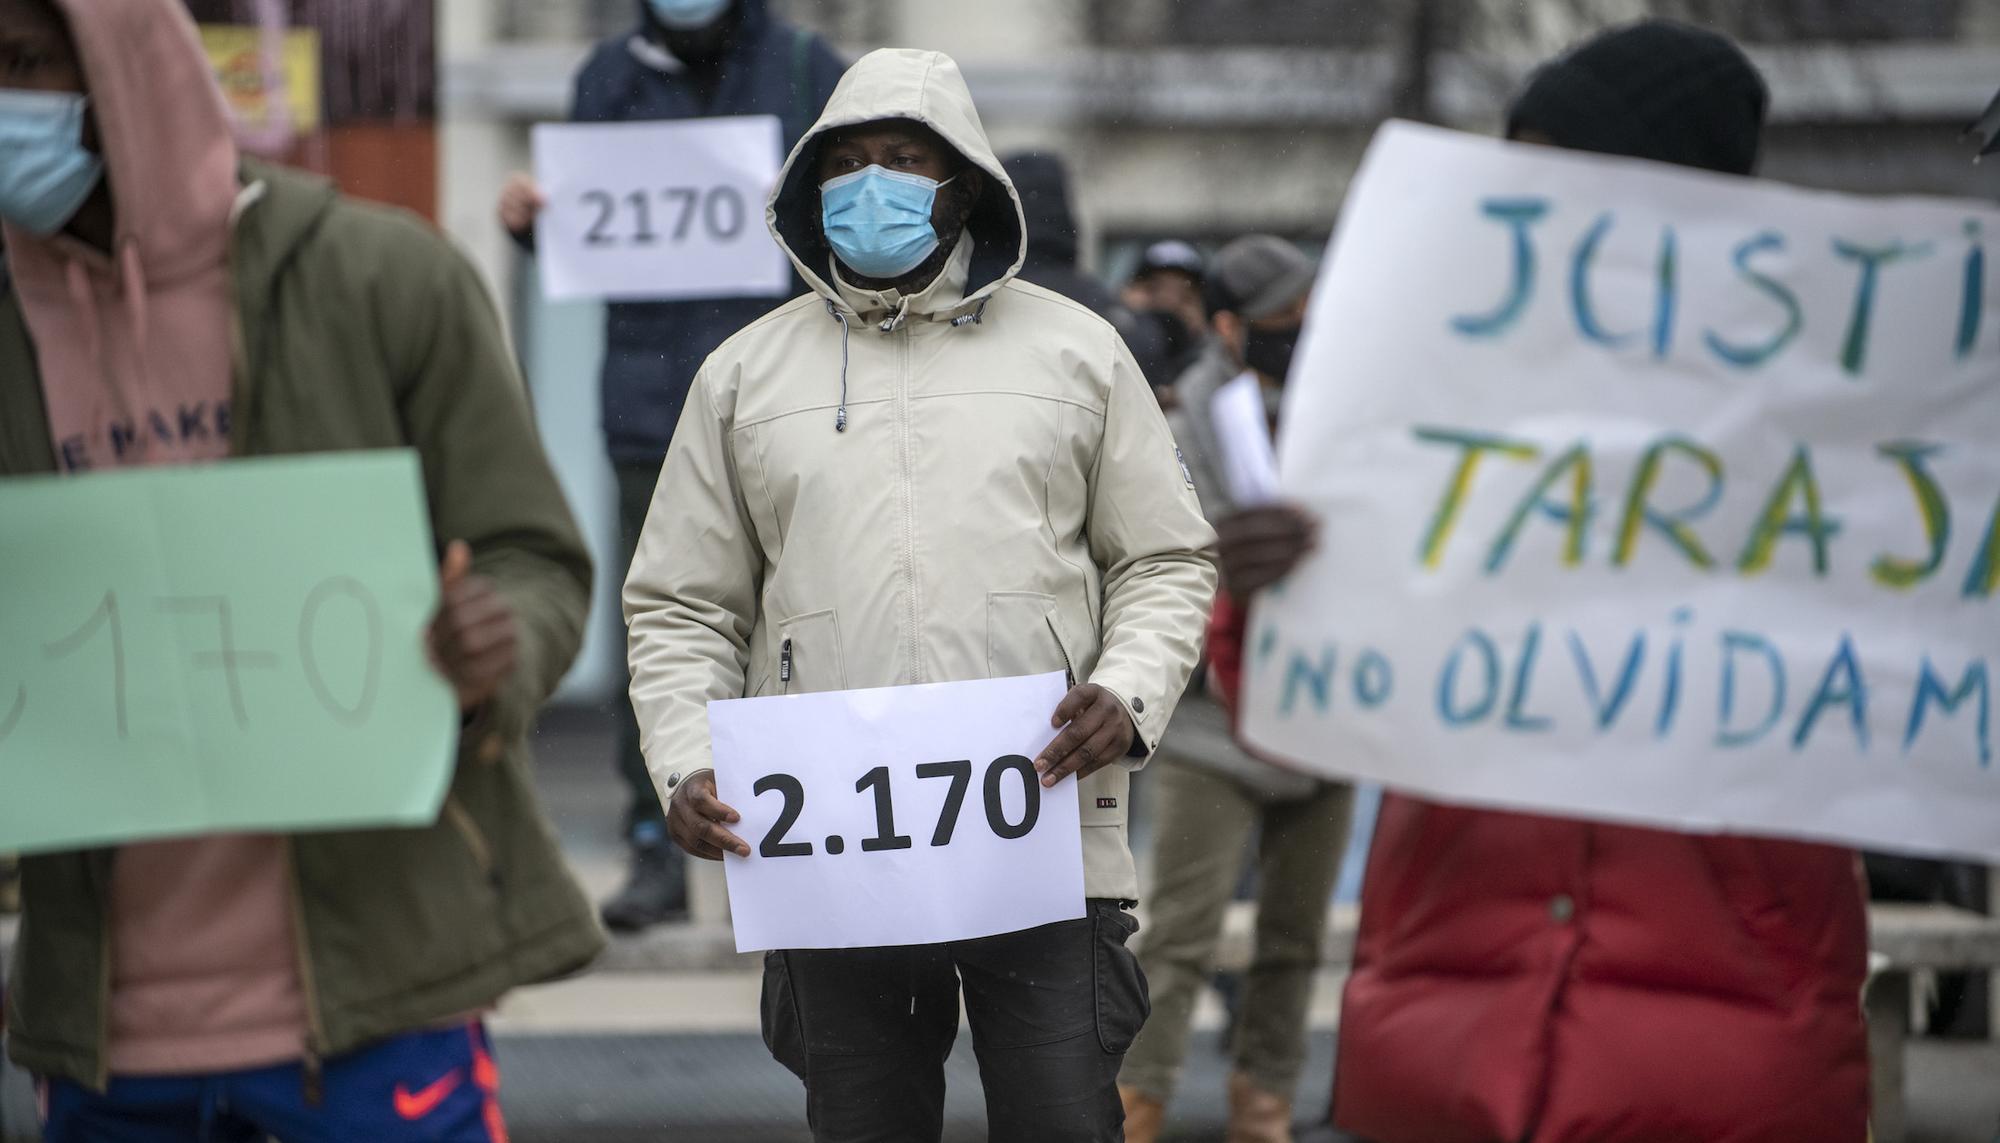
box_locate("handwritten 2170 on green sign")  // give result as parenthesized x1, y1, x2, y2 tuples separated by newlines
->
(0, 451, 459, 855)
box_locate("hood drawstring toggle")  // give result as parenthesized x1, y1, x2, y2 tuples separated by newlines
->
(877, 296, 912, 334)
(823, 295, 988, 434)
(826, 299, 852, 432)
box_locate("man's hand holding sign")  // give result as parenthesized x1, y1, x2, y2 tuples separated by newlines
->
(428, 538, 519, 715)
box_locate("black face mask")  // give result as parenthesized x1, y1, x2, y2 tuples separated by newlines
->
(1141, 308, 1195, 362)
(1243, 324, 1300, 382)
(648, 2, 740, 69)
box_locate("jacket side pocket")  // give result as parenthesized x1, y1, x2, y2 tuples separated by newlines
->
(1093, 902, 1150, 1054)
(986, 591, 1063, 678)
(774, 608, 847, 694)
(442, 794, 497, 881)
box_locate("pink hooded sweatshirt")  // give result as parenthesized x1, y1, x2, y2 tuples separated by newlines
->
(2, 0, 308, 1073)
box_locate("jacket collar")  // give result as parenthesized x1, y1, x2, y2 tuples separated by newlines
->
(829, 232, 976, 327)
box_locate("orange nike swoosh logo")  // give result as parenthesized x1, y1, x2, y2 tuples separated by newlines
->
(394, 1070, 464, 1120)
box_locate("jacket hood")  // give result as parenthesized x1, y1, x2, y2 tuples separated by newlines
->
(1002, 151, 1080, 268)
(767, 48, 1026, 316)
(40, 0, 240, 276)
(1, 0, 243, 477)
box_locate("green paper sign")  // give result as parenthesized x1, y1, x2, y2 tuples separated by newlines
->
(0, 451, 458, 854)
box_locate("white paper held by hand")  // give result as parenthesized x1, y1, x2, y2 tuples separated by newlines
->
(709, 672, 1085, 952)
(1210, 369, 1282, 508)
(532, 116, 791, 303)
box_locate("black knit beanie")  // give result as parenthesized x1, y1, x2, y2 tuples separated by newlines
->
(1506, 20, 1769, 176)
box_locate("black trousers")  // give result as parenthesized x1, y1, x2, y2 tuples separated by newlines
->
(761, 899, 1150, 1143)
(614, 463, 669, 844)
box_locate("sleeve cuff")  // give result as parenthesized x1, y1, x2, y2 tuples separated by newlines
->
(1089, 679, 1161, 763)
(661, 765, 715, 801)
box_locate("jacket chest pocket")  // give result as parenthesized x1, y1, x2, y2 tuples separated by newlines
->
(776, 609, 848, 695)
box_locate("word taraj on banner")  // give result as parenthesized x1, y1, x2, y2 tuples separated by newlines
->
(1242, 121, 2000, 862)
(710, 672, 1085, 952)
(533, 116, 792, 303)
(0, 451, 458, 854)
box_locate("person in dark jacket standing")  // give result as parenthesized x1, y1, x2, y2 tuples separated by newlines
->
(498, 0, 844, 933)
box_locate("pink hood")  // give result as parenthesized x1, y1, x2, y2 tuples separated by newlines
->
(3, 0, 241, 472)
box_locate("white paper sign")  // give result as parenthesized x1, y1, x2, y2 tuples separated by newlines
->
(532, 116, 791, 302)
(1242, 122, 2000, 862)
(710, 672, 1085, 951)
(1211, 370, 1282, 508)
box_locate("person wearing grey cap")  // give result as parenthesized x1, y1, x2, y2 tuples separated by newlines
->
(1167, 235, 1316, 521)
(1120, 235, 1353, 1143)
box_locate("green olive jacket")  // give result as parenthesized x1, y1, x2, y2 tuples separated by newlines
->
(0, 163, 605, 1090)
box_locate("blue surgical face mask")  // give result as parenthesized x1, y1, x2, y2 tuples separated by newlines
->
(820, 165, 957, 281)
(0, 89, 103, 237)
(647, 0, 731, 31)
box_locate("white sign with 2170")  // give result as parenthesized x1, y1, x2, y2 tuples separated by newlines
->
(709, 672, 1086, 952)
(532, 115, 793, 303)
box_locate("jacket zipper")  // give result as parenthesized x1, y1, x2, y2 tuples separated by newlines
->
(1046, 615, 1076, 688)
(443, 796, 497, 881)
(283, 838, 330, 1105)
(897, 329, 923, 683)
(93, 861, 114, 1092)
(779, 637, 794, 693)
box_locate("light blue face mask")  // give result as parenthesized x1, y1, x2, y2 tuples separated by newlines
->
(647, 0, 731, 30)
(0, 89, 103, 237)
(820, 165, 956, 281)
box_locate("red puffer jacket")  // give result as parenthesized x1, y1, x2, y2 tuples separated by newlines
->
(1207, 596, 1872, 1142)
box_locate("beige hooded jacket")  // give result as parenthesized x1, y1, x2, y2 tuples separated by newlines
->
(622, 48, 1217, 901)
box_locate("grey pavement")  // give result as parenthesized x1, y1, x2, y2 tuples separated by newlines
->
(495, 1028, 1335, 1143)
(491, 1030, 2000, 1143)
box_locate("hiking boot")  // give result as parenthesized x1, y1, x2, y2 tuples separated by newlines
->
(1227, 1072, 1294, 1143)
(598, 843, 688, 933)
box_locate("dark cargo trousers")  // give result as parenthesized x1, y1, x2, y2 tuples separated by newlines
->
(761, 899, 1150, 1142)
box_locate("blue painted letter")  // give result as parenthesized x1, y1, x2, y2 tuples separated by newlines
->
(1717, 630, 1787, 747)
(1452, 199, 1551, 339)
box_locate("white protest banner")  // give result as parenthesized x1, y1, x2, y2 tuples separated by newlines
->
(1241, 122, 2000, 862)
(532, 116, 791, 303)
(709, 671, 1084, 951)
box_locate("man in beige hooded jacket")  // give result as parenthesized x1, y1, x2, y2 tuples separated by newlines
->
(624, 48, 1216, 1143)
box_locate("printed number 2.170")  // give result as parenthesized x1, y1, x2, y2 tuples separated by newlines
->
(753, 756, 1042, 859)
(582, 186, 747, 247)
